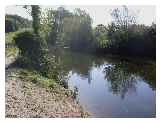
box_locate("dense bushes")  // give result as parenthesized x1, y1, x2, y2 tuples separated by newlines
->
(103, 24, 156, 58)
(14, 31, 47, 67)
(5, 19, 16, 32)
(14, 31, 50, 73)
(93, 6, 156, 58)
(14, 31, 68, 87)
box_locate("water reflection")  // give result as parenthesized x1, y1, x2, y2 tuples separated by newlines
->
(103, 64, 137, 99)
(52, 49, 156, 92)
(50, 48, 156, 117)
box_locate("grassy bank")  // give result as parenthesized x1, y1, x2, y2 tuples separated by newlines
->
(6, 68, 88, 117)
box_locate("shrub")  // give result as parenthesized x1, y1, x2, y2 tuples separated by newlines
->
(14, 31, 48, 68)
(5, 19, 16, 33)
(14, 31, 68, 87)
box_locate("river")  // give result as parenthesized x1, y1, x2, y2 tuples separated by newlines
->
(51, 49, 156, 118)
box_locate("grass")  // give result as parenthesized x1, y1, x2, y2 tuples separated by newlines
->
(19, 69, 58, 89)
(16, 69, 72, 96)
(5, 32, 16, 45)
(5, 47, 18, 57)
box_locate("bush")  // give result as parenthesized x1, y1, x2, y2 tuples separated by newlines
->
(5, 19, 16, 33)
(14, 31, 48, 68)
(14, 31, 68, 87)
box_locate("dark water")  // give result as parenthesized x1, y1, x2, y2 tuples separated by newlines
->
(52, 49, 156, 118)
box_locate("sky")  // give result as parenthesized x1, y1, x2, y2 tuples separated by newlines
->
(5, 5, 155, 26)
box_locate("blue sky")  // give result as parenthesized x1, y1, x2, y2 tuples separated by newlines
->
(6, 5, 155, 26)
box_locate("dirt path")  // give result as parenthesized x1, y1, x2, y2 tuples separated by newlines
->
(5, 57, 88, 118)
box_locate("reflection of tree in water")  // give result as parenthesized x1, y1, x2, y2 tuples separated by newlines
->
(103, 64, 138, 99)
(54, 49, 94, 83)
(50, 48, 155, 95)
(103, 61, 155, 99)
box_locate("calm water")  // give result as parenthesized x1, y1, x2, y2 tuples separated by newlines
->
(52, 49, 156, 118)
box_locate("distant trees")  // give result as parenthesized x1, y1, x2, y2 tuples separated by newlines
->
(9, 6, 155, 58)
(110, 6, 137, 30)
(94, 6, 156, 58)
(45, 6, 155, 58)
(93, 24, 108, 49)
(106, 6, 138, 53)
(5, 14, 32, 33)
(47, 7, 93, 51)
(48, 7, 72, 45)
(61, 8, 93, 51)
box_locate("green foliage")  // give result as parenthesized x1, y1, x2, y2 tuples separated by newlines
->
(93, 6, 156, 58)
(106, 23, 156, 57)
(5, 31, 16, 45)
(93, 24, 108, 48)
(19, 69, 58, 89)
(40, 9, 54, 40)
(48, 7, 73, 45)
(57, 8, 93, 51)
(5, 18, 16, 32)
(5, 14, 32, 33)
(5, 47, 18, 57)
(5, 29, 32, 45)
(14, 30, 68, 88)
(14, 31, 47, 67)
(31, 5, 41, 35)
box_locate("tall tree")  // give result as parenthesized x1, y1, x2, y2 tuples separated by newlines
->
(24, 5, 41, 35)
(111, 5, 137, 30)
(31, 5, 41, 35)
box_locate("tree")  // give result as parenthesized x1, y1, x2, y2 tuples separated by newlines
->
(106, 6, 139, 54)
(47, 7, 72, 45)
(110, 5, 137, 30)
(60, 8, 93, 51)
(109, 5, 138, 44)
(40, 9, 55, 40)
(93, 24, 108, 49)
(5, 14, 32, 33)
(31, 5, 41, 35)
(23, 5, 41, 35)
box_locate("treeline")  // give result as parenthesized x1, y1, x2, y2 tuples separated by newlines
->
(6, 6, 156, 59)
(5, 14, 32, 33)
(40, 6, 155, 58)
(94, 23, 156, 58)
(44, 7, 93, 52)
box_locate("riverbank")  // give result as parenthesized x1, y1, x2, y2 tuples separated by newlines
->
(5, 50, 89, 118)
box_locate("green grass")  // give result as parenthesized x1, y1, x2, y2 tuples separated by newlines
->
(5, 47, 18, 57)
(17, 69, 73, 97)
(19, 70, 56, 88)
(5, 32, 16, 45)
